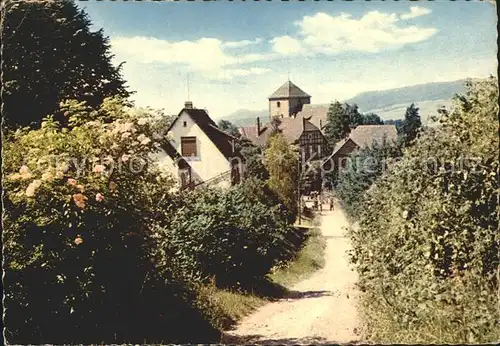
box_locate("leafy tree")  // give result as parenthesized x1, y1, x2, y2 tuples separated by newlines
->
(263, 133, 299, 221)
(363, 112, 384, 125)
(3, 0, 131, 129)
(236, 137, 269, 180)
(401, 103, 422, 146)
(269, 115, 282, 137)
(336, 138, 402, 218)
(345, 103, 364, 129)
(323, 101, 350, 147)
(217, 120, 241, 138)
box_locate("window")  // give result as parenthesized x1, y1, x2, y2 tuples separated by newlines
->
(277, 101, 281, 108)
(181, 136, 197, 157)
(183, 121, 187, 127)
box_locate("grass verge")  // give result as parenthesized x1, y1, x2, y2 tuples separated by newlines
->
(268, 222, 326, 288)
(199, 214, 326, 332)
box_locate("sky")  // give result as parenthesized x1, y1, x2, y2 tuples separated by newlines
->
(79, 0, 498, 119)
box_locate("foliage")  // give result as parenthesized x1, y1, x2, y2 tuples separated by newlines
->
(336, 139, 402, 219)
(264, 133, 299, 221)
(2, 98, 221, 343)
(300, 161, 323, 195)
(384, 119, 404, 134)
(3, 0, 131, 129)
(324, 102, 384, 147)
(401, 103, 422, 146)
(236, 137, 269, 180)
(363, 112, 384, 125)
(346, 103, 364, 129)
(218, 120, 242, 138)
(349, 77, 499, 343)
(323, 101, 350, 147)
(152, 178, 297, 288)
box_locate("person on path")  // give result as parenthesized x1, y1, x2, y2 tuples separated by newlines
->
(330, 198, 334, 211)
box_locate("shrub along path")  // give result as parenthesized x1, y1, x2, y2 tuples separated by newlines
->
(222, 205, 362, 344)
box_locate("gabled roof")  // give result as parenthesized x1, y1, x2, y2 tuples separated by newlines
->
(269, 80, 311, 100)
(160, 140, 192, 170)
(349, 125, 398, 148)
(167, 107, 239, 159)
(321, 125, 398, 167)
(295, 104, 330, 130)
(239, 117, 321, 146)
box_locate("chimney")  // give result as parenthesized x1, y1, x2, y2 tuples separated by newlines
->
(302, 116, 306, 131)
(256, 117, 261, 135)
(320, 119, 322, 128)
(184, 101, 193, 109)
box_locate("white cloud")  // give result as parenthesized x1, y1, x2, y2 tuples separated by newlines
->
(111, 36, 269, 81)
(223, 38, 262, 48)
(270, 35, 304, 55)
(270, 10, 437, 55)
(400, 6, 432, 20)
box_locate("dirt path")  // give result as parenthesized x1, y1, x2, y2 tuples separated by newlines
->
(223, 206, 362, 345)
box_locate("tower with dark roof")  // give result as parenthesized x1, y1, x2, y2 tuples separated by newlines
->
(268, 80, 311, 119)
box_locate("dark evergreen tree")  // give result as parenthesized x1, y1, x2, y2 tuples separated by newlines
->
(323, 101, 350, 147)
(363, 112, 384, 125)
(345, 103, 364, 129)
(3, 0, 131, 129)
(401, 103, 422, 146)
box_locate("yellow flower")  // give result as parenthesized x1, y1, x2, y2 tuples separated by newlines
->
(8, 173, 22, 181)
(19, 165, 33, 180)
(41, 171, 54, 182)
(25, 179, 42, 197)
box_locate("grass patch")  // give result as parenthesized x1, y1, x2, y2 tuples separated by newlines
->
(198, 213, 326, 332)
(268, 224, 326, 288)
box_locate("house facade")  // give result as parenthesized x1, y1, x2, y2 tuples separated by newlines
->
(156, 101, 242, 190)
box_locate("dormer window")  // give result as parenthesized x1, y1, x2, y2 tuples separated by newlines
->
(277, 101, 281, 108)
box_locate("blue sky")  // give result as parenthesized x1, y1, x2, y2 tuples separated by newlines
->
(79, 0, 497, 118)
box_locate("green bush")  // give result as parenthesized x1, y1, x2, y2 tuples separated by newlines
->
(2, 98, 219, 343)
(349, 77, 499, 343)
(336, 138, 402, 219)
(154, 178, 298, 288)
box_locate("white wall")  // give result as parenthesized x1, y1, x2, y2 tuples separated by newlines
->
(168, 110, 232, 183)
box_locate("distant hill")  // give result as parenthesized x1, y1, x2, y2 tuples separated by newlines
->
(346, 80, 466, 111)
(220, 109, 268, 127)
(346, 80, 466, 125)
(222, 80, 468, 128)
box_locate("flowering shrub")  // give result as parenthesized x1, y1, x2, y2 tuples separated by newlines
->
(349, 78, 499, 343)
(2, 98, 220, 343)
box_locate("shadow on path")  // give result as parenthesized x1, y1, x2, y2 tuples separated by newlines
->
(221, 333, 362, 345)
(283, 290, 335, 300)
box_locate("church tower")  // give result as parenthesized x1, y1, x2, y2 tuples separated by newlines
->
(268, 80, 311, 119)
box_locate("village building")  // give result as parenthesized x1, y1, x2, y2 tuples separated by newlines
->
(156, 101, 242, 190)
(321, 124, 398, 171)
(239, 80, 329, 161)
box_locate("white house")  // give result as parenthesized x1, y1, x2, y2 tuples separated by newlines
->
(156, 101, 242, 190)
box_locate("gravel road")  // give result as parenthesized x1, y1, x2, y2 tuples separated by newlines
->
(223, 206, 362, 345)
